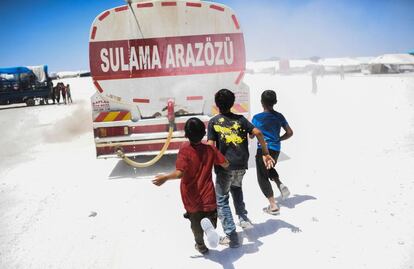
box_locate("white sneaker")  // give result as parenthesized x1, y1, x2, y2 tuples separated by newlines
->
(280, 184, 290, 200)
(200, 218, 219, 248)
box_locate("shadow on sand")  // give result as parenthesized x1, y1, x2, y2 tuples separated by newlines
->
(193, 219, 301, 269)
(276, 194, 317, 209)
(108, 154, 176, 179)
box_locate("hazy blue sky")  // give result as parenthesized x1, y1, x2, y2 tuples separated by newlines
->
(0, 0, 413, 72)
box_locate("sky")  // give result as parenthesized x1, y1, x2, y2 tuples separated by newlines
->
(0, 0, 413, 72)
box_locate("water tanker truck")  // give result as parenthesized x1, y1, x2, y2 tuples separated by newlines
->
(89, 0, 249, 167)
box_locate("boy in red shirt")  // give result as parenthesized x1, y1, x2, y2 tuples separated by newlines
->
(152, 117, 228, 254)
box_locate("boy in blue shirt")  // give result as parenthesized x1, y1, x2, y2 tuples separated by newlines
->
(252, 90, 293, 215)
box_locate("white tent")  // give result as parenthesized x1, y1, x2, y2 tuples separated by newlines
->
(368, 54, 414, 74)
(319, 57, 361, 67)
(246, 61, 278, 74)
(355, 56, 374, 64)
(277, 59, 316, 74)
(319, 57, 361, 73)
(369, 53, 414, 65)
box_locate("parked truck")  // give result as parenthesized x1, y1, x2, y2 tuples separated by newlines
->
(0, 65, 52, 106)
(89, 0, 249, 166)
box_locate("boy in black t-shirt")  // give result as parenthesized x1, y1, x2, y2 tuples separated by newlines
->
(207, 89, 274, 248)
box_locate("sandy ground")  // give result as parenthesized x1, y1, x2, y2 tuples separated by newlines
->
(1, 72, 414, 269)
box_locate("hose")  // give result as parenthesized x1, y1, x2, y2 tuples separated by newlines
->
(116, 99, 175, 168)
(116, 125, 174, 168)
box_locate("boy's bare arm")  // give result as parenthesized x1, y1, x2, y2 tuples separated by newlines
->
(152, 170, 183, 186)
(251, 128, 275, 169)
(280, 125, 293, 141)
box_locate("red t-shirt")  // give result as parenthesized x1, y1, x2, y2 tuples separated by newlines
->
(176, 142, 226, 213)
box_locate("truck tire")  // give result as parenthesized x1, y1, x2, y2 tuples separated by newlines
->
(26, 99, 35, 106)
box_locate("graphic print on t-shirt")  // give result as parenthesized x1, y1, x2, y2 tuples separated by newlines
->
(213, 117, 246, 146)
(208, 113, 254, 170)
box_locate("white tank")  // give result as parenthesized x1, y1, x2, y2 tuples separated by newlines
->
(89, 0, 246, 118)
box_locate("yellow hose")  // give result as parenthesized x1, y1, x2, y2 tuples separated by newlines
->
(116, 125, 174, 168)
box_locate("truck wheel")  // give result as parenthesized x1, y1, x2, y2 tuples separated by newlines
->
(26, 99, 35, 106)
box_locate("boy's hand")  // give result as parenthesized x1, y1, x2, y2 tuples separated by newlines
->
(152, 174, 168, 186)
(152, 170, 183, 186)
(262, 154, 275, 169)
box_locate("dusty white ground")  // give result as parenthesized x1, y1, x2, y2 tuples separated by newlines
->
(1, 71, 414, 269)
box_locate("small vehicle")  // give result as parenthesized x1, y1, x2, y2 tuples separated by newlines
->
(89, 0, 249, 166)
(0, 66, 52, 106)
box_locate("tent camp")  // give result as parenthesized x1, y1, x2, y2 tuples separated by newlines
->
(319, 57, 361, 73)
(246, 61, 278, 74)
(276, 59, 317, 74)
(247, 59, 320, 75)
(367, 54, 414, 74)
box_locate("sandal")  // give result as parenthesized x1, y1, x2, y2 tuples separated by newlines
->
(263, 205, 280, 215)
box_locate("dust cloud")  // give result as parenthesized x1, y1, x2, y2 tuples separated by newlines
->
(42, 101, 92, 143)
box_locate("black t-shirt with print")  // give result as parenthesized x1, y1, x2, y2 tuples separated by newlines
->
(207, 112, 255, 171)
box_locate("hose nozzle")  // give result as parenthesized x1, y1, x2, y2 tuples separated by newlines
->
(167, 99, 175, 126)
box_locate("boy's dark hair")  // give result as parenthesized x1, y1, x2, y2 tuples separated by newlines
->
(215, 89, 235, 113)
(184, 117, 206, 143)
(261, 90, 277, 107)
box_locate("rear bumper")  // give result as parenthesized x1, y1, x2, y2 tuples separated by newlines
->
(93, 115, 210, 157)
(97, 149, 180, 159)
(95, 137, 187, 157)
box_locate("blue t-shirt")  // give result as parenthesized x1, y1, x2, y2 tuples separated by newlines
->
(252, 111, 288, 151)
